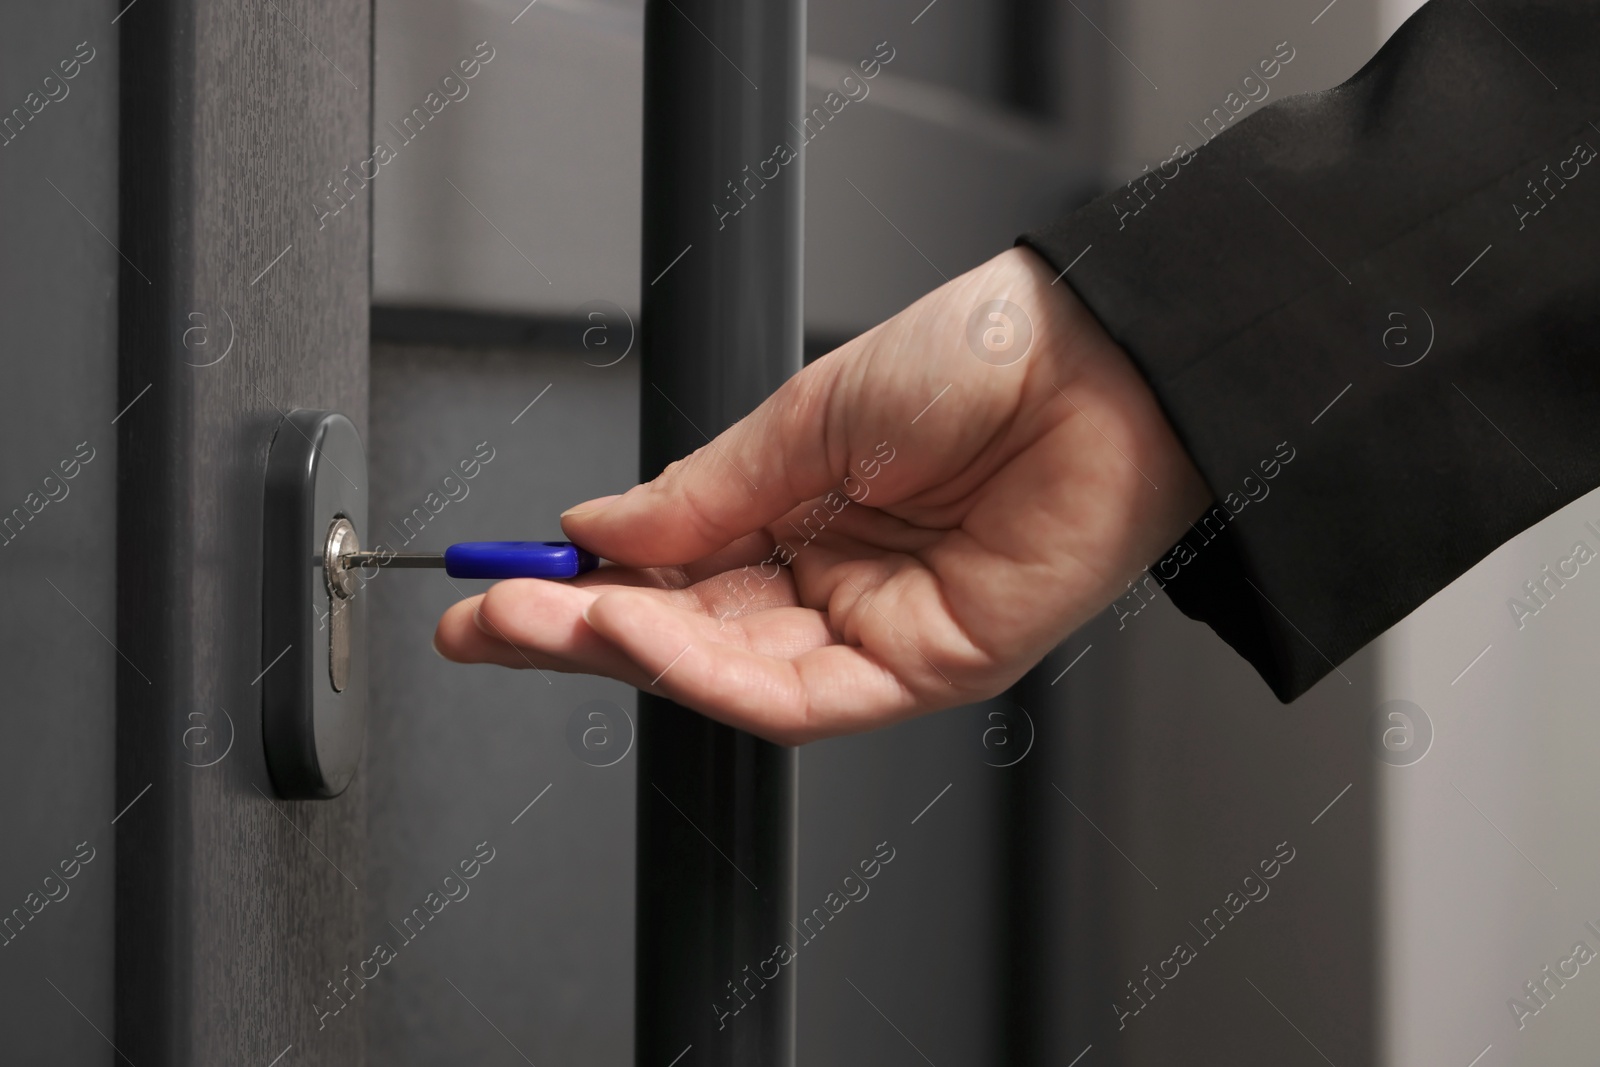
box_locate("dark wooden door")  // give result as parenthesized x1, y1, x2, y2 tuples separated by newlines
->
(115, 2, 372, 1064)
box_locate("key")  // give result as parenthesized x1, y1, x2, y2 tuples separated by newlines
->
(341, 540, 600, 580)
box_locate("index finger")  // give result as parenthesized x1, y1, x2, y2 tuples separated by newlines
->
(561, 349, 854, 568)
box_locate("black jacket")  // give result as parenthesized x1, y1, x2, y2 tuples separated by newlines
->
(1022, 0, 1600, 701)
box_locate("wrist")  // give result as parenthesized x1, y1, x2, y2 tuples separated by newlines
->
(1008, 245, 1214, 607)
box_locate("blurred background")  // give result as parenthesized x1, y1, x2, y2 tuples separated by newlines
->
(16, 0, 1600, 1064)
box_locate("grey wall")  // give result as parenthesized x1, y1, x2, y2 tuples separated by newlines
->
(1058, 602, 1380, 1065)
(1101, 0, 1383, 178)
(1375, 477, 1600, 1067)
(0, 4, 118, 1062)
(372, 0, 1096, 336)
(367, 344, 641, 1066)
(793, 705, 1008, 1066)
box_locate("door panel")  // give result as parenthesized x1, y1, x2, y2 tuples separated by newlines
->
(115, 2, 372, 1063)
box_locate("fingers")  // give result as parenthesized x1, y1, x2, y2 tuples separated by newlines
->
(433, 596, 534, 670)
(581, 588, 921, 744)
(561, 354, 849, 568)
(561, 248, 1061, 571)
(432, 577, 929, 744)
(433, 581, 654, 687)
(432, 562, 801, 690)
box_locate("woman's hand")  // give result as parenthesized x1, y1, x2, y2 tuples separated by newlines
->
(433, 246, 1211, 744)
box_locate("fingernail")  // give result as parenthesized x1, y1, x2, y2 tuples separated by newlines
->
(562, 493, 623, 520)
(432, 632, 449, 659)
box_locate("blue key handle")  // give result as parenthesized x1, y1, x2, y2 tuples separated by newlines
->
(443, 541, 599, 580)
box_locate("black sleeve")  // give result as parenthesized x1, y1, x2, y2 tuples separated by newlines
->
(1019, 0, 1600, 701)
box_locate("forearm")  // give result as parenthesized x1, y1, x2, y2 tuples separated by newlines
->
(1021, 0, 1600, 699)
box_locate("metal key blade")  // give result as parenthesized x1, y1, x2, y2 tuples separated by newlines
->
(340, 552, 445, 569)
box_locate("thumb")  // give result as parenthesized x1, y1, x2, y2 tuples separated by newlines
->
(561, 356, 848, 567)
